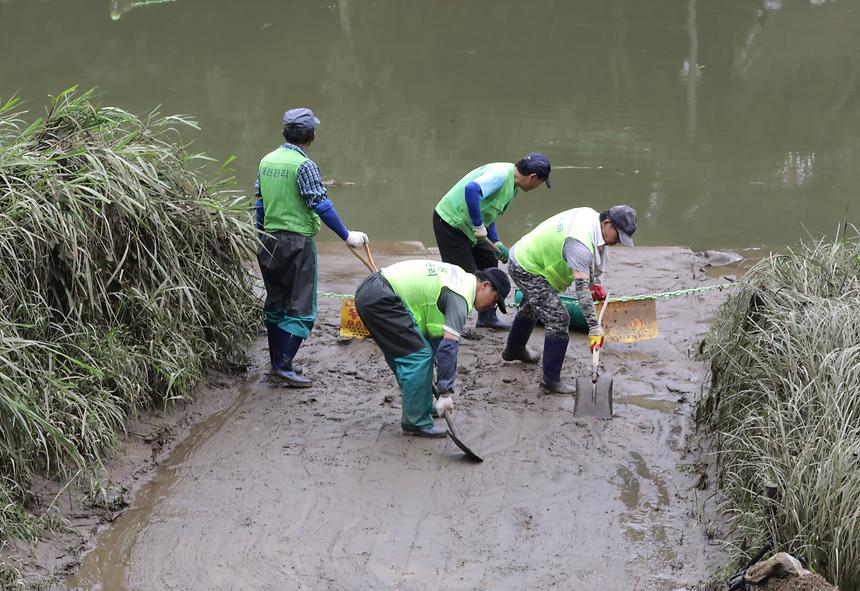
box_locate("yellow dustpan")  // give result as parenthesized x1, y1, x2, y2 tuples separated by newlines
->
(599, 299, 659, 344)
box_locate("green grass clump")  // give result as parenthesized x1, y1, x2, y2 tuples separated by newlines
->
(0, 88, 258, 543)
(696, 231, 860, 589)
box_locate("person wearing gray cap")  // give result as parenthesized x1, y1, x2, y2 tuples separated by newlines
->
(432, 152, 552, 331)
(254, 107, 368, 388)
(501, 205, 637, 393)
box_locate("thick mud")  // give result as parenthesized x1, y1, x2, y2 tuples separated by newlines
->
(60, 243, 729, 591)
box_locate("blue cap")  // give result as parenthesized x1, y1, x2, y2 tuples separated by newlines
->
(520, 152, 552, 188)
(283, 108, 320, 130)
(609, 205, 637, 246)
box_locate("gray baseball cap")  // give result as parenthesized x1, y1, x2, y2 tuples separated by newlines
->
(283, 107, 320, 130)
(609, 205, 637, 247)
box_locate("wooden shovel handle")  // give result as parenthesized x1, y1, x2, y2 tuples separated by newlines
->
(348, 242, 377, 273)
(592, 291, 610, 376)
(597, 291, 611, 325)
(363, 242, 379, 272)
(482, 237, 503, 256)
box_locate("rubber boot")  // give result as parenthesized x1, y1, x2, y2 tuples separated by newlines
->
(266, 324, 279, 370)
(540, 334, 575, 394)
(268, 326, 312, 388)
(402, 423, 448, 438)
(282, 332, 305, 376)
(502, 314, 540, 363)
(266, 326, 303, 375)
(476, 307, 511, 331)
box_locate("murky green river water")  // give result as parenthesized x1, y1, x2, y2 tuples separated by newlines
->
(2, 0, 859, 249)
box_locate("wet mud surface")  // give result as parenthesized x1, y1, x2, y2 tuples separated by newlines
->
(58, 243, 729, 591)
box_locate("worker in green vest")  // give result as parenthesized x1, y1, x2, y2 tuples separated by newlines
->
(255, 108, 368, 388)
(432, 152, 551, 330)
(501, 206, 637, 393)
(355, 260, 511, 437)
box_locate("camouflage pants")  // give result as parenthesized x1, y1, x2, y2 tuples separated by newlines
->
(508, 259, 570, 337)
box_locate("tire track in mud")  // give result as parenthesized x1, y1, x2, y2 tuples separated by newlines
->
(66, 246, 726, 591)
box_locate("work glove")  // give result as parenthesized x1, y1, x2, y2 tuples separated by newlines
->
(494, 241, 509, 263)
(435, 395, 454, 415)
(473, 224, 488, 240)
(590, 284, 607, 302)
(345, 231, 368, 248)
(588, 325, 605, 352)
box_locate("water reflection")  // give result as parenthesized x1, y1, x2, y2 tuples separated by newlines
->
(110, 0, 178, 21)
(779, 152, 816, 189)
(683, 0, 700, 144)
(1, 0, 857, 249)
(734, 5, 767, 78)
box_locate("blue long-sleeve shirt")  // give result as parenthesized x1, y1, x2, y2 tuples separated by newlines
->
(464, 181, 500, 242)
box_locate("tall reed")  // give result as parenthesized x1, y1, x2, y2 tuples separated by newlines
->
(0, 88, 258, 542)
(697, 231, 860, 589)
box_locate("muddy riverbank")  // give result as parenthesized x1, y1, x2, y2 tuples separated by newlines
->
(26, 243, 733, 591)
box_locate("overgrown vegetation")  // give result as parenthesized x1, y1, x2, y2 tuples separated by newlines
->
(0, 88, 258, 547)
(696, 231, 860, 589)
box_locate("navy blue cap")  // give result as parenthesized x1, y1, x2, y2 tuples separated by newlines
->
(283, 108, 320, 130)
(519, 152, 552, 188)
(480, 268, 511, 313)
(609, 205, 637, 247)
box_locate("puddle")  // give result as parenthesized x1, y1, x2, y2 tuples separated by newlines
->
(617, 395, 681, 412)
(616, 465, 640, 510)
(66, 385, 251, 591)
(630, 451, 670, 507)
(617, 452, 676, 566)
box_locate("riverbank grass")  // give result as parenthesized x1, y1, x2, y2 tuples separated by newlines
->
(696, 233, 860, 589)
(0, 88, 258, 551)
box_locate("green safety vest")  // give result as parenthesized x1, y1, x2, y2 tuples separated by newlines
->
(434, 163, 518, 245)
(381, 260, 476, 339)
(258, 147, 321, 236)
(514, 208, 599, 292)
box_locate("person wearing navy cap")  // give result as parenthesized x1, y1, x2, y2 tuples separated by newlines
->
(432, 152, 552, 330)
(254, 107, 368, 388)
(355, 261, 511, 437)
(503, 205, 637, 393)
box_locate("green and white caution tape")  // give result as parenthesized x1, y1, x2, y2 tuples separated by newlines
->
(312, 282, 737, 305)
(605, 282, 738, 303)
(317, 291, 355, 300)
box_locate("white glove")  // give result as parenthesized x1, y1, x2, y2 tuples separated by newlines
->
(435, 396, 454, 415)
(345, 231, 368, 248)
(473, 224, 488, 239)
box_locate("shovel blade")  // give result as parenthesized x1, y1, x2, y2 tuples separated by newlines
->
(444, 413, 483, 462)
(574, 376, 614, 419)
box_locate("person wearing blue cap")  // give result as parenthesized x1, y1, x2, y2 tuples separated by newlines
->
(254, 107, 368, 388)
(432, 152, 552, 330)
(502, 205, 637, 393)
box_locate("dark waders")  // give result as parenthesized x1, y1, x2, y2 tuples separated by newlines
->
(355, 272, 435, 430)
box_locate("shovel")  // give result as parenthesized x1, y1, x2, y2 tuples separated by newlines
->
(443, 410, 483, 463)
(574, 293, 614, 419)
(433, 387, 483, 462)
